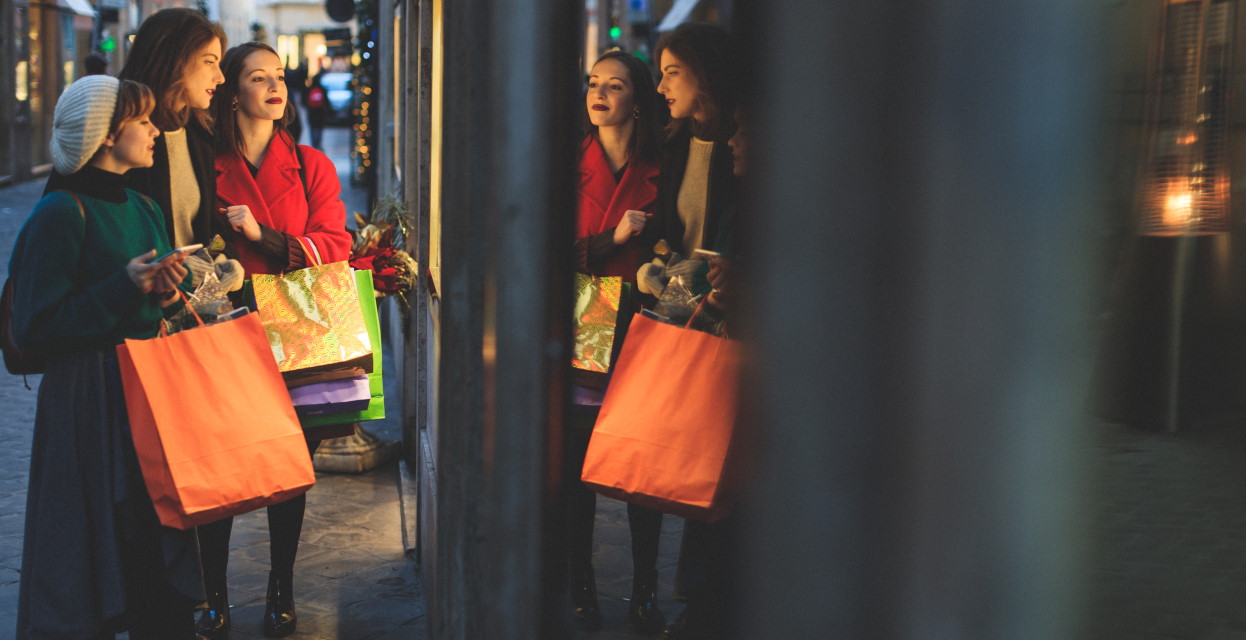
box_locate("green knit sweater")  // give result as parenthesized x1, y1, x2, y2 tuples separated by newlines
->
(9, 178, 185, 357)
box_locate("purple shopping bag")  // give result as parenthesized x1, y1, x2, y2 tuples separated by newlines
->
(288, 376, 371, 415)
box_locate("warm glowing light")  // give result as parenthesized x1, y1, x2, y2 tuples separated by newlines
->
(1178, 133, 1198, 144)
(1164, 191, 1194, 227)
(15, 62, 27, 101)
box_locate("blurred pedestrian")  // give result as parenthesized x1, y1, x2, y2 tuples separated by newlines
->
(197, 41, 353, 640)
(285, 61, 306, 145)
(12, 75, 196, 639)
(286, 99, 303, 149)
(84, 52, 108, 76)
(565, 50, 667, 634)
(303, 72, 329, 150)
(641, 21, 740, 640)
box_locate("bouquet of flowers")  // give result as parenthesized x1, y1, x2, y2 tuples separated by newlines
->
(348, 194, 420, 324)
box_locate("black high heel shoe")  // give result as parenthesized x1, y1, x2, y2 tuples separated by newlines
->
(570, 564, 602, 632)
(262, 572, 297, 638)
(628, 570, 666, 634)
(195, 588, 230, 640)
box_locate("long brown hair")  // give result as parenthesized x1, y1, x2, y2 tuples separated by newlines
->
(655, 22, 738, 141)
(118, 8, 226, 131)
(210, 42, 296, 159)
(583, 50, 665, 165)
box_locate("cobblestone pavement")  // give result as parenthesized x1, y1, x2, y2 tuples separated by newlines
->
(1088, 419, 1246, 640)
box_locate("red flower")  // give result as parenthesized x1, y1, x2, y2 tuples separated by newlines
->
(372, 266, 400, 292)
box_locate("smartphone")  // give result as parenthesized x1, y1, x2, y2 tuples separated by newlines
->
(154, 243, 203, 263)
(640, 308, 671, 323)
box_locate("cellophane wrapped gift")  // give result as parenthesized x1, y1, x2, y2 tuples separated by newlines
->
(253, 261, 373, 376)
(572, 273, 622, 373)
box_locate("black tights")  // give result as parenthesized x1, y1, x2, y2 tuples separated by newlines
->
(563, 406, 662, 581)
(198, 440, 320, 592)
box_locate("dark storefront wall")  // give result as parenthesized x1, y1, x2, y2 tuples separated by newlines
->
(6, 0, 93, 181)
(1, 0, 12, 181)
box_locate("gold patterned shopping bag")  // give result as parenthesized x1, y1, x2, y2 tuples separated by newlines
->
(572, 273, 623, 373)
(253, 261, 373, 376)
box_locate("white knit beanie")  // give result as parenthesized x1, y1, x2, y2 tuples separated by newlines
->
(50, 75, 120, 175)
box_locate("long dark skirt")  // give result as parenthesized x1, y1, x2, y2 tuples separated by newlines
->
(16, 350, 203, 638)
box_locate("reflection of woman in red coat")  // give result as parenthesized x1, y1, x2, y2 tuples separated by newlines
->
(197, 42, 352, 640)
(564, 50, 668, 635)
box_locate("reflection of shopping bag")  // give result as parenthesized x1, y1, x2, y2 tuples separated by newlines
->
(253, 259, 372, 380)
(298, 269, 385, 431)
(572, 273, 622, 373)
(117, 312, 315, 529)
(580, 308, 741, 522)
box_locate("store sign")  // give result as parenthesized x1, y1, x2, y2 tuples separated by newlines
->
(628, 0, 650, 22)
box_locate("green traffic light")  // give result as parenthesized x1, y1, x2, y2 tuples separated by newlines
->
(100, 36, 116, 53)
(609, 26, 621, 39)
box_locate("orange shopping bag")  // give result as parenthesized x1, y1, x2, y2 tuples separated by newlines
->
(580, 311, 741, 522)
(116, 311, 315, 529)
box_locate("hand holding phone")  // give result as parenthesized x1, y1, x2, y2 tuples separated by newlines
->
(127, 248, 190, 294)
(154, 243, 203, 264)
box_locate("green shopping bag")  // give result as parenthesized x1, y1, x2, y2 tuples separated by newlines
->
(299, 269, 385, 429)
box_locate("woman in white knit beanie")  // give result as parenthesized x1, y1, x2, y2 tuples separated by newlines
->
(10, 75, 201, 639)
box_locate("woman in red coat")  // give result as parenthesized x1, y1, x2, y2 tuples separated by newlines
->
(197, 42, 352, 640)
(564, 50, 668, 634)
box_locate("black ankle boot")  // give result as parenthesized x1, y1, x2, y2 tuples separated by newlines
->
(628, 570, 666, 634)
(262, 572, 297, 638)
(570, 564, 602, 632)
(195, 588, 230, 639)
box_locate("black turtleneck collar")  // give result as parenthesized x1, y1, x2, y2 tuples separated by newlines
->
(44, 165, 129, 203)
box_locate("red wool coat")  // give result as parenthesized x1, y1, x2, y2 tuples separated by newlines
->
(215, 133, 353, 276)
(577, 135, 660, 281)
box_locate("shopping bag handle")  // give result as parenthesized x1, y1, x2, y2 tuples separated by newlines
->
(158, 289, 205, 337)
(685, 297, 710, 329)
(684, 296, 730, 339)
(296, 236, 322, 267)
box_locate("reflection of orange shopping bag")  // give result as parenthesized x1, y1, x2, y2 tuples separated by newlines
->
(117, 312, 315, 529)
(580, 312, 741, 522)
